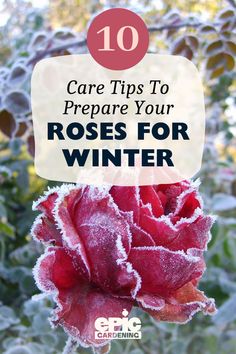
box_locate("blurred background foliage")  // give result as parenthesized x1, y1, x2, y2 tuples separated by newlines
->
(0, 0, 236, 353)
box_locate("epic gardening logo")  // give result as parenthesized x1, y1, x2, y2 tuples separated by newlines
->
(94, 309, 142, 340)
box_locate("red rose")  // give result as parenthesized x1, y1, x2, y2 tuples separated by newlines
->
(32, 181, 216, 350)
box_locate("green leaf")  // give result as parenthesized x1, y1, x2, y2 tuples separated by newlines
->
(0, 221, 15, 238)
(4, 345, 31, 354)
(208, 221, 219, 248)
(0, 202, 7, 219)
(223, 239, 232, 258)
(211, 194, 236, 211)
(213, 293, 236, 326)
(0, 306, 19, 330)
(219, 278, 236, 294)
(32, 310, 52, 334)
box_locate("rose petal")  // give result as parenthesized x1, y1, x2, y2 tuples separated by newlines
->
(55, 286, 133, 347)
(136, 208, 206, 250)
(174, 189, 202, 219)
(167, 215, 214, 251)
(33, 247, 133, 347)
(53, 185, 91, 275)
(31, 214, 63, 246)
(120, 211, 155, 247)
(141, 282, 216, 323)
(73, 187, 131, 253)
(34, 247, 88, 292)
(32, 188, 64, 246)
(155, 181, 190, 214)
(128, 246, 205, 297)
(33, 189, 59, 219)
(137, 294, 165, 310)
(139, 186, 164, 218)
(55, 186, 138, 296)
(129, 223, 155, 247)
(138, 213, 177, 246)
(110, 186, 140, 223)
(79, 224, 138, 296)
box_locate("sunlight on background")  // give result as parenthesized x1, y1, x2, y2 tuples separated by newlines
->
(0, 0, 49, 26)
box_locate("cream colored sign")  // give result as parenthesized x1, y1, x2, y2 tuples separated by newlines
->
(31, 54, 205, 186)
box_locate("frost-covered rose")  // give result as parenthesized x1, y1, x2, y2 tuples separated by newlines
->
(32, 181, 216, 350)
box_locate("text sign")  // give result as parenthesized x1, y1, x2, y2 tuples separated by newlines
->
(31, 54, 205, 186)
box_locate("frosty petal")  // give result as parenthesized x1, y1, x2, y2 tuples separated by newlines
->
(53, 185, 91, 275)
(139, 186, 164, 218)
(128, 246, 205, 297)
(110, 186, 140, 223)
(33, 247, 132, 347)
(137, 206, 211, 250)
(137, 294, 165, 310)
(55, 186, 137, 296)
(167, 215, 214, 251)
(31, 214, 62, 246)
(155, 181, 189, 214)
(78, 224, 138, 296)
(33, 247, 88, 292)
(55, 286, 132, 348)
(120, 211, 155, 247)
(129, 222, 155, 247)
(174, 188, 202, 219)
(138, 213, 177, 246)
(142, 282, 216, 323)
(33, 188, 60, 218)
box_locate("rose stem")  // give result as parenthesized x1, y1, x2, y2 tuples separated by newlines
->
(62, 337, 78, 354)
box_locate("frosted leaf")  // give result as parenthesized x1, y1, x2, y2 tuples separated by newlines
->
(8, 65, 28, 87)
(28, 32, 49, 51)
(4, 346, 31, 354)
(212, 193, 236, 211)
(3, 91, 31, 115)
(213, 294, 236, 326)
(0, 67, 10, 80)
(53, 29, 77, 42)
